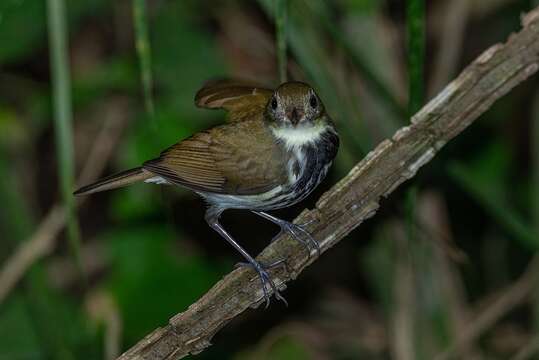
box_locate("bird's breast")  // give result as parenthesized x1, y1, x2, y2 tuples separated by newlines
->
(201, 125, 339, 211)
(286, 147, 305, 184)
(274, 131, 336, 204)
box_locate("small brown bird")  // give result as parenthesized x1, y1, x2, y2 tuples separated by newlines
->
(75, 80, 339, 306)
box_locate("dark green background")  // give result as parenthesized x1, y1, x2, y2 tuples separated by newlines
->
(0, 0, 538, 359)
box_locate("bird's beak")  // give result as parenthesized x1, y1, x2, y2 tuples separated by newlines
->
(286, 107, 304, 126)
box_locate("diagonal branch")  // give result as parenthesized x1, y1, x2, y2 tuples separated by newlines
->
(118, 7, 539, 360)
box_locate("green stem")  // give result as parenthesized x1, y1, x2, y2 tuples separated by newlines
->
(46, 0, 84, 281)
(307, 1, 406, 120)
(405, 0, 425, 353)
(528, 0, 539, 344)
(258, 0, 368, 154)
(534, 93, 539, 333)
(133, 0, 155, 119)
(275, 0, 288, 83)
(448, 162, 538, 249)
(25, 270, 75, 360)
(405, 186, 418, 243)
(405, 0, 425, 241)
(407, 0, 426, 117)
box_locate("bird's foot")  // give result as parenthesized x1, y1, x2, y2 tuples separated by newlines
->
(235, 260, 288, 308)
(271, 219, 320, 257)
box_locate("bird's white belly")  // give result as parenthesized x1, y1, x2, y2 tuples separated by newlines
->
(145, 176, 169, 185)
(199, 185, 289, 210)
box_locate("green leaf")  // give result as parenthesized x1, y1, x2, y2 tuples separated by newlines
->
(237, 335, 310, 360)
(259, 0, 370, 160)
(133, 0, 155, 119)
(262, 336, 310, 360)
(0, 0, 46, 64)
(0, 0, 108, 64)
(0, 105, 27, 149)
(103, 226, 223, 344)
(151, 1, 224, 115)
(361, 225, 395, 312)
(47, 0, 84, 285)
(0, 295, 44, 359)
(448, 141, 538, 249)
(72, 57, 139, 110)
(22, 269, 100, 360)
(342, 0, 382, 13)
(113, 1, 226, 182)
(275, 0, 288, 83)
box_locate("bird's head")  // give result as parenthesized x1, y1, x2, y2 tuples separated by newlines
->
(265, 82, 326, 129)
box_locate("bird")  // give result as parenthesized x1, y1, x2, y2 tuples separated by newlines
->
(74, 80, 339, 306)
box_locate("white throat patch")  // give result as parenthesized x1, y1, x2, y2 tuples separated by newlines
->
(271, 123, 326, 150)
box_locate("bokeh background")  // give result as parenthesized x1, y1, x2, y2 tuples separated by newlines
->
(1, 0, 539, 359)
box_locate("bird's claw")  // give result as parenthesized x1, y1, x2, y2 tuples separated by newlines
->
(235, 260, 288, 308)
(272, 220, 320, 257)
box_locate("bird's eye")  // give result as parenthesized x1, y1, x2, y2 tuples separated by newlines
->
(271, 98, 278, 110)
(309, 95, 318, 109)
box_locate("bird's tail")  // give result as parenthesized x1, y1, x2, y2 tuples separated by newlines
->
(74, 167, 152, 196)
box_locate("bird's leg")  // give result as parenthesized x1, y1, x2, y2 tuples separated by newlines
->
(205, 208, 287, 308)
(253, 211, 320, 257)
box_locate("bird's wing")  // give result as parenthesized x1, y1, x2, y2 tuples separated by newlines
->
(143, 120, 287, 195)
(195, 79, 273, 123)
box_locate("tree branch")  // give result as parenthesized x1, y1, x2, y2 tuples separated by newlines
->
(118, 7, 539, 360)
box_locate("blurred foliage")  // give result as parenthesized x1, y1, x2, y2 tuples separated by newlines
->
(449, 141, 538, 249)
(236, 334, 311, 360)
(0, 295, 44, 359)
(0, 0, 538, 359)
(0, 0, 108, 64)
(104, 226, 222, 344)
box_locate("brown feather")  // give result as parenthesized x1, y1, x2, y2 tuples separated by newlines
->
(143, 119, 288, 195)
(74, 167, 152, 195)
(194, 79, 273, 123)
